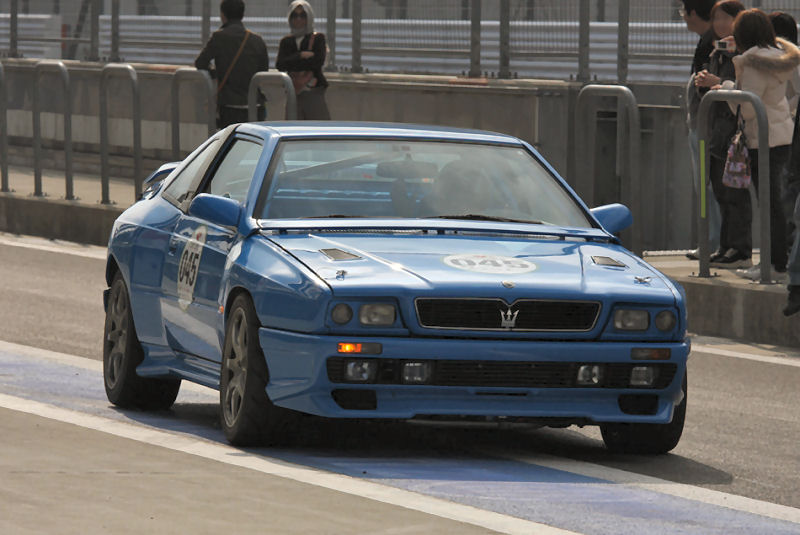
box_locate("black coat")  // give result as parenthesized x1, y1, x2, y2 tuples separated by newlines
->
(705, 49, 739, 158)
(195, 20, 270, 108)
(276, 32, 328, 89)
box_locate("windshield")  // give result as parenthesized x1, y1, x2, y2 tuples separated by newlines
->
(258, 140, 592, 228)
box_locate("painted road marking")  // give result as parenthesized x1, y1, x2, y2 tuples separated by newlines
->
(500, 452, 800, 525)
(0, 232, 107, 260)
(693, 343, 800, 368)
(2, 341, 800, 534)
(0, 392, 574, 535)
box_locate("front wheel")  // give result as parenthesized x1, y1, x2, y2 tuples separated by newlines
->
(600, 373, 687, 455)
(220, 294, 293, 446)
(103, 272, 181, 410)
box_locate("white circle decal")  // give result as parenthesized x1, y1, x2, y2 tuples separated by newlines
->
(443, 254, 536, 274)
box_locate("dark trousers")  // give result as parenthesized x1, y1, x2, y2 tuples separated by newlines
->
(217, 105, 265, 129)
(296, 87, 330, 120)
(710, 153, 752, 255)
(750, 145, 791, 270)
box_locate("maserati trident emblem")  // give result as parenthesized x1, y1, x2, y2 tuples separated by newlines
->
(500, 308, 519, 329)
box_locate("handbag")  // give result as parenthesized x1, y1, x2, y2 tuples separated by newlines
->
(722, 106, 752, 189)
(289, 33, 318, 95)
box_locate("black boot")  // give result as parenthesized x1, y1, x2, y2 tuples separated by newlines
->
(784, 286, 800, 317)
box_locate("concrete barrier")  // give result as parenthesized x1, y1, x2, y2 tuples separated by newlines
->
(0, 193, 122, 246)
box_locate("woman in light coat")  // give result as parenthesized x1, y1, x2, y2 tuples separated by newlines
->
(717, 9, 800, 279)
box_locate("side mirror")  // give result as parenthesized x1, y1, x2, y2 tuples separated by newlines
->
(590, 203, 632, 235)
(188, 193, 242, 229)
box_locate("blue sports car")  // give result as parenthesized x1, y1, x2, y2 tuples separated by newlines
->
(103, 122, 689, 453)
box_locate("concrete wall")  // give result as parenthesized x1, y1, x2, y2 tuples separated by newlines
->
(0, 58, 698, 251)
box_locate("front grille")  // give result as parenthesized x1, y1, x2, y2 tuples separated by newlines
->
(415, 298, 600, 331)
(327, 358, 677, 390)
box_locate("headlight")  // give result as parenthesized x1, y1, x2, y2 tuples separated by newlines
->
(331, 303, 353, 324)
(614, 309, 649, 331)
(655, 310, 677, 332)
(359, 303, 396, 326)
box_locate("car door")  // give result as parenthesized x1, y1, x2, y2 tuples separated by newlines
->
(161, 135, 264, 363)
(126, 134, 223, 349)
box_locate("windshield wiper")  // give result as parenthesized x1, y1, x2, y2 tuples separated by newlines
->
(430, 214, 545, 225)
(306, 214, 368, 219)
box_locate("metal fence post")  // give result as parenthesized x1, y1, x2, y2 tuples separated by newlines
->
(499, 0, 510, 79)
(697, 90, 771, 283)
(100, 64, 142, 204)
(171, 68, 216, 161)
(89, 0, 100, 61)
(9, 0, 19, 58)
(469, 0, 482, 78)
(0, 62, 8, 193)
(351, 0, 362, 73)
(110, 0, 121, 62)
(202, 0, 211, 45)
(617, 0, 630, 84)
(32, 61, 73, 200)
(578, 0, 591, 82)
(575, 85, 642, 255)
(325, 0, 337, 71)
(248, 71, 296, 121)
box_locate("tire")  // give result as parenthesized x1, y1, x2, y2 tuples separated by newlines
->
(103, 272, 181, 410)
(600, 372, 687, 455)
(220, 293, 293, 446)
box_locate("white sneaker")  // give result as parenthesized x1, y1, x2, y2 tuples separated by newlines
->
(735, 263, 787, 282)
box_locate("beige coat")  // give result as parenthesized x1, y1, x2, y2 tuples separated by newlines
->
(720, 38, 800, 149)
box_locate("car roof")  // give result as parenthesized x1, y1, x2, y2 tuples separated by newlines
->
(235, 121, 525, 145)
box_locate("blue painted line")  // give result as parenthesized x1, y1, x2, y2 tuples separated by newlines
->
(1, 349, 799, 535)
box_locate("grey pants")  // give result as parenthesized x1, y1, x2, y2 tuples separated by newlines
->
(789, 193, 800, 286)
(295, 87, 331, 120)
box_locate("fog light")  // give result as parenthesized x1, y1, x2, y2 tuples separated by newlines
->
(359, 303, 396, 326)
(614, 309, 649, 331)
(332, 303, 353, 325)
(630, 366, 657, 387)
(344, 360, 377, 383)
(655, 310, 677, 332)
(576, 364, 603, 386)
(402, 362, 433, 384)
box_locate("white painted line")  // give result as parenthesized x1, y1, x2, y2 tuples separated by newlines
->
(0, 393, 577, 535)
(0, 340, 214, 395)
(502, 452, 800, 525)
(0, 233, 107, 260)
(693, 344, 800, 369)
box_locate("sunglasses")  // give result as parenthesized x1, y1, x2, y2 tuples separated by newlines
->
(290, 11, 307, 19)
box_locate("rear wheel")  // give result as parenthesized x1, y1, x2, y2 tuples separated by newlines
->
(220, 294, 293, 446)
(600, 372, 687, 455)
(103, 272, 181, 410)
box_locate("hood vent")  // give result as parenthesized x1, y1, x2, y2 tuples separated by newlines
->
(320, 248, 362, 261)
(592, 256, 627, 268)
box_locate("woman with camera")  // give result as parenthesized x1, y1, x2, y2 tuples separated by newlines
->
(715, 8, 800, 280)
(695, 0, 749, 268)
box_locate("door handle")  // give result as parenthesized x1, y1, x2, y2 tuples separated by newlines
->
(168, 237, 179, 256)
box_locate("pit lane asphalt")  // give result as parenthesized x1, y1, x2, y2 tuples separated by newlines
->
(0, 234, 798, 532)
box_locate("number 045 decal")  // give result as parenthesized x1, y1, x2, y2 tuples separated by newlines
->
(177, 226, 207, 310)
(443, 254, 536, 274)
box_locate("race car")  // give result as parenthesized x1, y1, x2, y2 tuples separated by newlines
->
(103, 122, 689, 453)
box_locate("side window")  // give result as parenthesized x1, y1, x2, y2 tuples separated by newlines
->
(163, 138, 223, 205)
(204, 139, 263, 204)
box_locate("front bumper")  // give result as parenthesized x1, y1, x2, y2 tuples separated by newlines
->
(259, 327, 690, 424)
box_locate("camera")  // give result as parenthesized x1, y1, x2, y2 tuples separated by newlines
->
(714, 39, 736, 52)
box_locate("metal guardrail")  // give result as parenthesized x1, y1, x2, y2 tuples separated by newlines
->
(171, 67, 215, 161)
(100, 63, 141, 204)
(0, 61, 8, 193)
(32, 60, 73, 200)
(697, 90, 772, 284)
(248, 71, 296, 122)
(575, 84, 642, 255)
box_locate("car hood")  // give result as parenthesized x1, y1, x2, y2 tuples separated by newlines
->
(266, 233, 677, 303)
